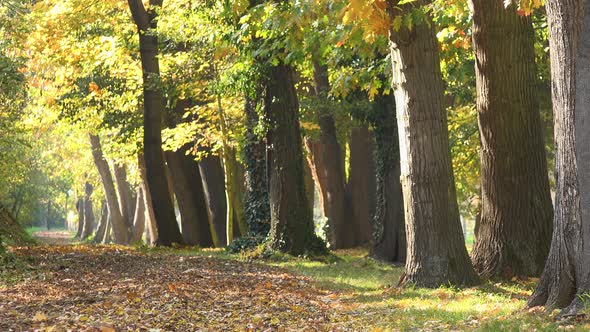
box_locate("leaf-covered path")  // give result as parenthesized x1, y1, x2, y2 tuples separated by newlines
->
(0, 245, 345, 331)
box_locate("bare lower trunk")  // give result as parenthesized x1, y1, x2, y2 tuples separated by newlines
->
(89, 134, 128, 245)
(347, 126, 377, 247)
(266, 63, 323, 255)
(81, 182, 95, 240)
(93, 200, 108, 244)
(369, 93, 405, 263)
(528, 0, 590, 315)
(113, 164, 136, 236)
(75, 198, 84, 238)
(199, 154, 227, 247)
(166, 146, 213, 247)
(389, 5, 478, 287)
(470, 0, 553, 279)
(139, 154, 158, 246)
(131, 188, 146, 243)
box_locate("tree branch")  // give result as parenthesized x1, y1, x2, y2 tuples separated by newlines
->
(127, 0, 149, 30)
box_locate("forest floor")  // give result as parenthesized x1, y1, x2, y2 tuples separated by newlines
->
(1, 234, 589, 331)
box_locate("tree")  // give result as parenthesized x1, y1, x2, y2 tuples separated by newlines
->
(80, 182, 95, 240)
(528, 0, 590, 315)
(89, 134, 128, 245)
(388, 2, 478, 287)
(127, 0, 182, 246)
(469, 0, 553, 279)
(265, 63, 323, 255)
(369, 93, 405, 263)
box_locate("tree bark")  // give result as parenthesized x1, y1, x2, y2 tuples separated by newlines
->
(165, 146, 213, 247)
(93, 200, 108, 244)
(368, 94, 405, 263)
(199, 154, 227, 247)
(243, 93, 271, 238)
(127, 0, 183, 246)
(81, 182, 95, 240)
(389, 5, 478, 287)
(131, 188, 146, 243)
(113, 164, 136, 235)
(89, 134, 129, 245)
(139, 154, 158, 246)
(305, 62, 350, 249)
(528, 0, 590, 315)
(265, 63, 323, 255)
(75, 197, 84, 238)
(469, 0, 553, 279)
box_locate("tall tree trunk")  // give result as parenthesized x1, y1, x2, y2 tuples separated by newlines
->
(113, 164, 136, 236)
(347, 126, 377, 247)
(243, 93, 271, 238)
(528, 0, 590, 315)
(305, 62, 350, 249)
(469, 0, 553, 279)
(139, 154, 158, 246)
(265, 63, 323, 255)
(389, 5, 478, 287)
(127, 0, 183, 246)
(81, 182, 95, 240)
(223, 148, 247, 243)
(368, 95, 405, 263)
(165, 146, 213, 247)
(93, 200, 108, 244)
(75, 197, 84, 238)
(89, 134, 129, 245)
(131, 188, 146, 243)
(199, 154, 227, 247)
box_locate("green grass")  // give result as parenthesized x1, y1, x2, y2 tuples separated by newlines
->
(233, 248, 588, 331)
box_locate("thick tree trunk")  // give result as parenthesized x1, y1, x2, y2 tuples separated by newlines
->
(81, 182, 95, 240)
(93, 200, 108, 244)
(199, 154, 227, 247)
(528, 0, 590, 315)
(89, 134, 129, 245)
(469, 0, 553, 279)
(243, 94, 271, 238)
(265, 63, 323, 255)
(131, 188, 146, 243)
(165, 146, 213, 247)
(128, 0, 183, 246)
(305, 62, 350, 249)
(389, 7, 478, 287)
(368, 95, 405, 263)
(113, 164, 136, 236)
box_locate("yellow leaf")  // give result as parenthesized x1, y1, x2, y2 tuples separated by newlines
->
(32, 312, 48, 322)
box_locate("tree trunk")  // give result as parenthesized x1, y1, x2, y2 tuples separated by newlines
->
(223, 147, 247, 243)
(139, 154, 158, 246)
(165, 146, 213, 247)
(75, 197, 84, 238)
(265, 63, 323, 255)
(305, 62, 350, 249)
(528, 0, 590, 315)
(469, 0, 553, 279)
(389, 6, 478, 287)
(131, 188, 146, 243)
(89, 134, 129, 245)
(243, 93, 271, 238)
(81, 182, 95, 240)
(347, 126, 377, 247)
(199, 154, 227, 247)
(93, 200, 108, 244)
(113, 164, 136, 236)
(127, 0, 183, 246)
(368, 95, 405, 263)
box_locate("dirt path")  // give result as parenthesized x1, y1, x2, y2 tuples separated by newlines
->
(32, 231, 77, 246)
(0, 246, 349, 331)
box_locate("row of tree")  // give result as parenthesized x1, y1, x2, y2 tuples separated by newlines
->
(2, 0, 589, 316)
